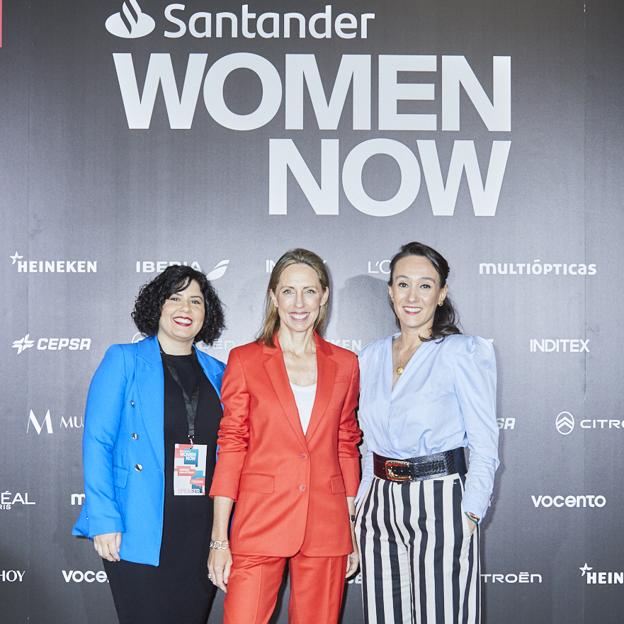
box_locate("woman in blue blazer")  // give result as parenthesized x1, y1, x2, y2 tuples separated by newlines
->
(73, 265, 225, 624)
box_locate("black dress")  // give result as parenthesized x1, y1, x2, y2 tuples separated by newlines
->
(104, 351, 222, 624)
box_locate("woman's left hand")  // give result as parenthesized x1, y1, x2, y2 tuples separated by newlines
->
(345, 529, 359, 578)
(346, 549, 359, 578)
(463, 513, 478, 537)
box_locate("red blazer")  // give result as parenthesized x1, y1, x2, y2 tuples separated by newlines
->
(209, 334, 361, 557)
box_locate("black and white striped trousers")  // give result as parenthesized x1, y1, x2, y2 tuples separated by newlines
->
(356, 474, 480, 624)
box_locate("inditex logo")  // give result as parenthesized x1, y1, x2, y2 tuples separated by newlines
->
(0, 491, 36, 511)
(556, 411, 574, 435)
(12, 335, 91, 354)
(531, 494, 606, 509)
(9, 251, 97, 273)
(580, 563, 624, 585)
(530, 339, 589, 353)
(62, 570, 109, 584)
(0, 570, 26, 583)
(106, 0, 155, 39)
(481, 572, 542, 584)
(27, 409, 83, 435)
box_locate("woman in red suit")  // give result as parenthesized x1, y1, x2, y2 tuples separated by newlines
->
(208, 248, 361, 624)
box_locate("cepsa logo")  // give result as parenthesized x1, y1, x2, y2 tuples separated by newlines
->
(62, 570, 109, 584)
(0, 491, 36, 511)
(12, 334, 91, 355)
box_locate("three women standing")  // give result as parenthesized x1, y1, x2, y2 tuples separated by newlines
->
(73, 266, 225, 624)
(356, 242, 499, 624)
(208, 249, 361, 624)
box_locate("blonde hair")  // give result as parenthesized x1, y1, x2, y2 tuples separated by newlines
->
(259, 248, 330, 346)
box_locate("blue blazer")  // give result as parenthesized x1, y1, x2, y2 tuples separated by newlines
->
(72, 335, 225, 566)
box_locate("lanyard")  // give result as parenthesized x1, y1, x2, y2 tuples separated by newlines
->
(162, 356, 200, 445)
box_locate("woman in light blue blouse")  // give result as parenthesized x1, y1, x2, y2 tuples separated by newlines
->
(355, 241, 498, 624)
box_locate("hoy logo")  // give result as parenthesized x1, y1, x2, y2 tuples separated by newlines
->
(106, 0, 155, 39)
(1, 570, 26, 583)
(556, 411, 575, 436)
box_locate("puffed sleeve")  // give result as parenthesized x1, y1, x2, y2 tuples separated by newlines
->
(209, 348, 250, 500)
(338, 354, 362, 496)
(453, 336, 499, 521)
(78, 345, 127, 537)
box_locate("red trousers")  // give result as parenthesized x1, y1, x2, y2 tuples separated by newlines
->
(223, 551, 348, 624)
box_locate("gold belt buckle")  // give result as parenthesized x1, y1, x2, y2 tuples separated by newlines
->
(385, 460, 412, 481)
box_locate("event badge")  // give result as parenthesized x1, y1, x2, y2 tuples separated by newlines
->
(173, 443, 207, 496)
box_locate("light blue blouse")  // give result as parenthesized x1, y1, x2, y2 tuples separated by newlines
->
(356, 333, 499, 520)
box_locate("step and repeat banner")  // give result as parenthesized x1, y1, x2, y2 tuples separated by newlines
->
(1, 1, 623, 622)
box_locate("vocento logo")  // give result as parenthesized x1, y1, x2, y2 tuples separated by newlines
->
(556, 411, 575, 435)
(106, 0, 155, 39)
(531, 494, 606, 509)
(62, 570, 109, 584)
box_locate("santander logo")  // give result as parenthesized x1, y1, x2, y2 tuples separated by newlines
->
(105, 0, 155, 39)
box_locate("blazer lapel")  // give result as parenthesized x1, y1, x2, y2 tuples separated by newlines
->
(305, 334, 336, 443)
(262, 341, 308, 450)
(135, 336, 165, 470)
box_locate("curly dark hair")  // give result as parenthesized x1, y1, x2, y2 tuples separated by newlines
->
(132, 265, 225, 345)
(388, 241, 461, 341)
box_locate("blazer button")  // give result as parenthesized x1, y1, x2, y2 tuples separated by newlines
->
(134, 464, 143, 472)
(300, 453, 308, 460)
(131, 433, 139, 440)
(298, 484, 306, 492)
(130, 400, 136, 407)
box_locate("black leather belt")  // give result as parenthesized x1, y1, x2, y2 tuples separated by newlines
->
(373, 448, 467, 482)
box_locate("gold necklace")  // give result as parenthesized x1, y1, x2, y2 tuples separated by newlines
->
(394, 341, 421, 376)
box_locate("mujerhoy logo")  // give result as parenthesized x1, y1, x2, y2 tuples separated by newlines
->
(106, 0, 155, 39)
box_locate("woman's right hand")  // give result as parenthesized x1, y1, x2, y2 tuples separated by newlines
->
(93, 532, 122, 562)
(208, 546, 232, 593)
